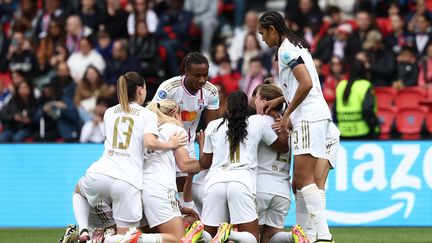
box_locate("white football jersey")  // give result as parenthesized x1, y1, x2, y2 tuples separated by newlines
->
(278, 39, 331, 124)
(203, 115, 278, 194)
(142, 123, 189, 190)
(256, 115, 291, 198)
(152, 76, 219, 150)
(87, 103, 158, 190)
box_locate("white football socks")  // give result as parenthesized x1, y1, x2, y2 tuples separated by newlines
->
(269, 231, 293, 243)
(301, 184, 332, 241)
(72, 193, 90, 232)
(229, 231, 257, 243)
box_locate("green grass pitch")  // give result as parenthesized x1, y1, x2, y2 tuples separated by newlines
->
(0, 227, 431, 243)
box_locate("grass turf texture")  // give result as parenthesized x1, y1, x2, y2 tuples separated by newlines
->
(0, 227, 431, 242)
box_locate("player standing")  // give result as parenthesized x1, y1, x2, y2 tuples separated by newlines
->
(152, 52, 220, 212)
(258, 10, 335, 243)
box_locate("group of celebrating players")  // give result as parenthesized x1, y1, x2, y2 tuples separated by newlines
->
(58, 10, 340, 243)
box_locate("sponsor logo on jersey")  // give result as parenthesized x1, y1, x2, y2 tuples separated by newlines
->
(181, 111, 198, 122)
(158, 90, 167, 99)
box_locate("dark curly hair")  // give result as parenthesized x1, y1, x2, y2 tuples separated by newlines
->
(217, 91, 249, 158)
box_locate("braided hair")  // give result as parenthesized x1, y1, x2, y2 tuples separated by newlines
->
(259, 10, 310, 61)
(217, 91, 249, 158)
(178, 52, 209, 75)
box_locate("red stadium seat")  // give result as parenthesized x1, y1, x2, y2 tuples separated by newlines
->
(395, 86, 427, 109)
(395, 107, 428, 136)
(375, 87, 396, 108)
(426, 112, 432, 134)
(377, 107, 397, 136)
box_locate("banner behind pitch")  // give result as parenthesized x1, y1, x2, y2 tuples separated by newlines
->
(0, 141, 431, 227)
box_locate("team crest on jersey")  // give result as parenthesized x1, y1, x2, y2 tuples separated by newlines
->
(281, 52, 291, 65)
(198, 99, 204, 109)
(158, 90, 167, 99)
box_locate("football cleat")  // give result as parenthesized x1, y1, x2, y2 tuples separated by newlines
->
(91, 228, 104, 243)
(78, 228, 90, 243)
(180, 220, 204, 243)
(58, 224, 78, 243)
(120, 227, 142, 243)
(211, 222, 232, 243)
(291, 224, 310, 243)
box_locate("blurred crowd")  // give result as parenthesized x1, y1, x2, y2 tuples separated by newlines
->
(0, 0, 431, 143)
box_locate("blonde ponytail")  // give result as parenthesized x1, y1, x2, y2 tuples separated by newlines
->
(147, 100, 183, 127)
(117, 75, 130, 112)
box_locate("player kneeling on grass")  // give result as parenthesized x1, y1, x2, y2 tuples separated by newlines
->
(71, 72, 187, 243)
(199, 91, 289, 243)
(253, 84, 309, 243)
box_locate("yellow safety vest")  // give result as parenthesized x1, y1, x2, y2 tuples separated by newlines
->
(335, 79, 372, 137)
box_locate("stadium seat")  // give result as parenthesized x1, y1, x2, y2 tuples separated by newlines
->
(377, 107, 397, 137)
(395, 86, 427, 109)
(395, 106, 428, 136)
(426, 112, 432, 134)
(375, 87, 396, 108)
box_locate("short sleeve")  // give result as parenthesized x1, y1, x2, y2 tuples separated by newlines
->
(143, 110, 159, 135)
(261, 120, 278, 146)
(160, 125, 189, 150)
(279, 42, 302, 70)
(152, 85, 169, 102)
(207, 94, 220, 110)
(202, 126, 214, 154)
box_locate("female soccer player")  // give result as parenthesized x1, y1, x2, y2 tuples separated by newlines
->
(152, 52, 220, 213)
(141, 100, 203, 241)
(258, 10, 335, 243)
(72, 71, 187, 243)
(199, 91, 289, 243)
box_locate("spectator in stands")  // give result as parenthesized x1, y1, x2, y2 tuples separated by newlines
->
(11, 0, 38, 41)
(34, 0, 67, 41)
(74, 65, 111, 123)
(34, 80, 80, 142)
(0, 78, 11, 111)
(0, 28, 8, 66)
(334, 59, 378, 139)
(95, 30, 113, 59)
(49, 62, 76, 100)
(0, 0, 19, 26)
(209, 42, 230, 78)
(238, 32, 271, 76)
(127, 0, 158, 35)
(324, 56, 348, 109)
(357, 30, 396, 87)
(67, 36, 105, 83)
(240, 57, 267, 98)
(129, 19, 165, 100)
(393, 46, 419, 90)
(101, 0, 129, 40)
(37, 19, 66, 76)
(211, 57, 240, 95)
(345, 10, 377, 62)
(77, 0, 104, 33)
(229, 10, 267, 67)
(418, 42, 432, 87)
(0, 81, 36, 142)
(9, 70, 27, 94)
(79, 97, 109, 143)
(65, 15, 93, 54)
(412, 13, 432, 58)
(156, 0, 193, 76)
(314, 23, 352, 63)
(285, 0, 323, 33)
(184, 0, 218, 55)
(1, 30, 39, 83)
(314, 58, 325, 86)
(104, 39, 139, 86)
(407, 0, 432, 33)
(384, 14, 413, 55)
